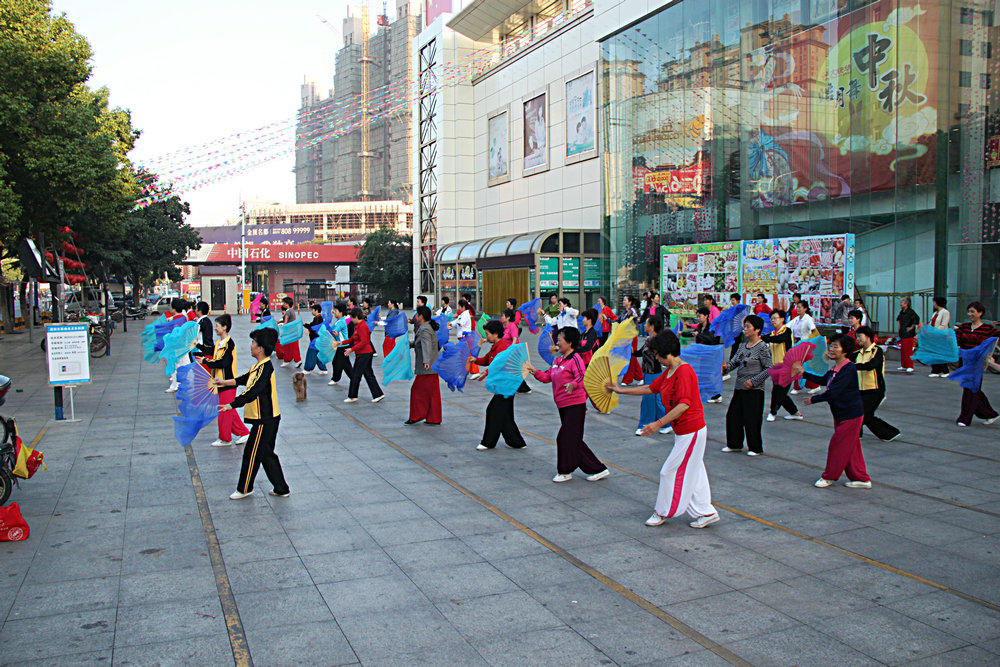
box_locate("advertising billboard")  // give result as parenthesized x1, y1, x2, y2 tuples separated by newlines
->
(660, 242, 740, 316)
(195, 222, 314, 245)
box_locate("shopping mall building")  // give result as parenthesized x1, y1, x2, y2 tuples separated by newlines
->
(414, 0, 999, 329)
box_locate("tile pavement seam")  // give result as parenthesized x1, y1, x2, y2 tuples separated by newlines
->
(332, 403, 754, 667)
(442, 397, 1000, 616)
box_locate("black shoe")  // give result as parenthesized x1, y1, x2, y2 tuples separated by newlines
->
(404, 419, 422, 425)
(506, 443, 527, 449)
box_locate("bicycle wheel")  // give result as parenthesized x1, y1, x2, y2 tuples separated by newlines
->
(0, 468, 13, 505)
(90, 332, 108, 358)
(111, 310, 124, 323)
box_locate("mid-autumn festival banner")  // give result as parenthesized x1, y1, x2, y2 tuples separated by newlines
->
(661, 234, 856, 323)
(746, 0, 939, 208)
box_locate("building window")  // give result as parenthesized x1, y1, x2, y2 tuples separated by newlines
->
(984, 10, 995, 26)
(984, 41, 993, 59)
(960, 70, 972, 87)
(982, 73, 992, 90)
(958, 103, 971, 118)
(960, 7, 975, 24)
(960, 39, 973, 56)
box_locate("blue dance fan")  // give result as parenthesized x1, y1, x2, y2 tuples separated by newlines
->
(793, 335, 830, 377)
(948, 338, 998, 391)
(380, 335, 415, 384)
(432, 331, 482, 392)
(278, 319, 303, 345)
(173, 363, 218, 446)
(384, 310, 408, 338)
(517, 298, 541, 333)
(913, 326, 959, 366)
(434, 315, 450, 347)
(537, 324, 556, 366)
(316, 326, 337, 365)
(680, 343, 724, 403)
(710, 305, 752, 348)
(321, 301, 334, 326)
(761, 314, 775, 335)
(255, 316, 278, 332)
(366, 306, 381, 328)
(577, 316, 586, 332)
(484, 342, 531, 398)
(159, 320, 198, 378)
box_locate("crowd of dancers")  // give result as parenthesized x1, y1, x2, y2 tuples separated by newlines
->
(153, 290, 999, 527)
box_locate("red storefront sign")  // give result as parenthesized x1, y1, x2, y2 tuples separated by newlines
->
(203, 244, 359, 263)
(643, 161, 710, 195)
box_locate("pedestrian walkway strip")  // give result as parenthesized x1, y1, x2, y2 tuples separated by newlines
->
(440, 397, 1000, 615)
(333, 404, 754, 667)
(184, 445, 253, 667)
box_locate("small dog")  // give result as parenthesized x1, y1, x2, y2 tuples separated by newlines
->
(292, 371, 307, 402)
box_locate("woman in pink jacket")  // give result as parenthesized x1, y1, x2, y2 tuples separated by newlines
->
(525, 326, 610, 483)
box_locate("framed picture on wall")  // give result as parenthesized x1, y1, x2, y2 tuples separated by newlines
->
(487, 107, 510, 186)
(522, 90, 548, 176)
(564, 66, 597, 165)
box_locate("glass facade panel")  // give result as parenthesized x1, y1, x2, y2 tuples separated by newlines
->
(601, 0, 1000, 328)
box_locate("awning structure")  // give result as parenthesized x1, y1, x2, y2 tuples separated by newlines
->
(446, 0, 530, 41)
(436, 229, 562, 268)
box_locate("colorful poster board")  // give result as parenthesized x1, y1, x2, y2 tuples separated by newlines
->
(561, 257, 580, 289)
(539, 257, 559, 289)
(661, 234, 855, 323)
(565, 70, 596, 160)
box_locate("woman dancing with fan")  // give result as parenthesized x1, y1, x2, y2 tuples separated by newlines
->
(194, 314, 251, 447)
(578, 309, 600, 366)
(501, 309, 532, 394)
(761, 309, 803, 422)
(472, 320, 527, 450)
(524, 327, 609, 483)
(302, 304, 329, 376)
(609, 330, 719, 529)
(404, 306, 442, 425)
(381, 299, 401, 358)
(633, 315, 670, 436)
(328, 302, 354, 386)
(720, 315, 772, 456)
(619, 295, 643, 386)
(340, 306, 385, 404)
(214, 328, 290, 500)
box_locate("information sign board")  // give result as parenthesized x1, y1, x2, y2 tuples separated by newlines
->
(45, 324, 91, 386)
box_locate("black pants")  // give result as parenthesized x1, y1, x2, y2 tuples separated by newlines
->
(958, 387, 998, 425)
(481, 395, 526, 449)
(332, 348, 353, 382)
(769, 383, 798, 416)
(861, 390, 900, 440)
(238, 418, 288, 494)
(556, 403, 606, 475)
(930, 363, 950, 375)
(348, 352, 383, 399)
(517, 380, 531, 393)
(726, 390, 765, 453)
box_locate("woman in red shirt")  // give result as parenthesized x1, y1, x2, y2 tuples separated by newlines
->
(471, 320, 527, 450)
(340, 307, 385, 404)
(610, 329, 719, 529)
(596, 296, 616, 347)
(753, 293, 772, 315)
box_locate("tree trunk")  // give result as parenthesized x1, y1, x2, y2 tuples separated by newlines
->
(0, 284, 13, 334)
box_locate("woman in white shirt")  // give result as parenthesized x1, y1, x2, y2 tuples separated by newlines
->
(435, 296, 453, 318)
(543, 298, 580, 330)
(789, 302, 820, 394)
(450, 298, 473, 335)
(853, 298, 870, 328)
(928, 296, 951, 377)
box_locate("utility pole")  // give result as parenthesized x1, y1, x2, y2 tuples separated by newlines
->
(240, 199, 246, 300)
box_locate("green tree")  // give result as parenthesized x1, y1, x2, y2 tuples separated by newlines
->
(355, 225, 412, 303)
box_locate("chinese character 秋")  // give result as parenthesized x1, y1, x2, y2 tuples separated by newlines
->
(853, 33, 892, 90)
(877, 63, 926, 113)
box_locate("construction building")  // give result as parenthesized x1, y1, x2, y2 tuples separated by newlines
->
(295, 0, 421, 204)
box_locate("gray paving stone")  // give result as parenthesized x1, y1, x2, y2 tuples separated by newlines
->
(8, 576, 118, 620)
(301, 547, 403, 584)
(334, 604, 475, 662)
(0, 608, 117, 662)
(4, 650, 112, 666)
(904, 645, 1000, 667)
(364, 516, 455, 547)
(724, 624, 882, 666)
(459, 528, 553, 560)
(471, 625, 613, 666)
(318, 573, 432, 616)
(436, 590, 565, 638)
(113, 595, 226, 648)
(888, 591, 1000, 645)
(226, 556, 315, 594)
(407, 561, 521, 603)
(820, 607, 968, 663)
(111, 633, 234, 666)
(243, 619, 358, 667)
(573, 608, 712, 665)
(235, 584, 335, 631)
(384, 536, 485, 571)
(117, 566, 218, 607)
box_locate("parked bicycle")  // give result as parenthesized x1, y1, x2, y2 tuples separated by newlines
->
(0, 375, 16, 505)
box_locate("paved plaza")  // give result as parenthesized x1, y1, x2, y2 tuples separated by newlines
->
(1, 317, 999, 666)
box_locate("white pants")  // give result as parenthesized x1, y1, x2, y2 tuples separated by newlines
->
(654, 426, 715, 519)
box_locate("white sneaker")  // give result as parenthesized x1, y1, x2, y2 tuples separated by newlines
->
(295, 361, 303, 368)
(230, 490, 254, 500)
(689, 513, 720, 529)
(552, 474, 573, 483)
(784, 414, 804, 421)
(658, 426, 672, 434)
(328, 379, 338, 386)
(235, 435, 250, 445)
(766, 414, 776, 422)
(845, 481, 872, 489)
(210, 439, 232, 447)
(790, 389, 801, 395)
(476, 444, 490, 450)
(746, 451, 761, 457)
(645, 513, 666, 527)
(896, 367, 906, 371)
(268, 490, 290, 497)
(468, 372, 481, 380)
(165, 386, 178, 393)
(941, 373, 949, 378)
(722, 374, 731, 381)
(371, 395, 385, 403)
(984, 417, 998, 425)
(708, 396, 723, 404)
(636, 380, 644, 386)
(814, 478, 834, 488)
(300, 370, 311, 375)
(928, 373, 940, 378)
(905, 368, 913, 373)
(808, 387, 823, 394)
(343, 397, 358, 403)
(720, 447, 741, 453)
(280, 361, 289, 367)
(634, 428, 644, 436)
(957, 422, 968, 427)
(586, 469, 610, 482)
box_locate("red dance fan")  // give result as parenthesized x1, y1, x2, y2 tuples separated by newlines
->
(767, 342, 815, 388)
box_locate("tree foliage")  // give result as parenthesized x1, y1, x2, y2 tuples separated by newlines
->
(356, 225, 412, 303)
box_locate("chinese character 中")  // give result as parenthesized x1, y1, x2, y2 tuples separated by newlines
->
(853, 33, 892, 90)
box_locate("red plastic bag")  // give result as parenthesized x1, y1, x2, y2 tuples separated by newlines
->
(0, 503, 29, 541)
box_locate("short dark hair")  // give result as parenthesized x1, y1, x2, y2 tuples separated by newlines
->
(170, 297, 185, 313)
(841, 294, 851, 301)
(696, 306, 710, 317)
(967, 301, 986, 315)
(855, 326, 874, 339)
(757, 293, 766, 301)
(557, 326, 580, 348)
(458, 298, 469, 310)
(744, 314, 764, 332)
(417, 295, 428, 306)
(772, 309, 787, 321)
(506, 298, 517, 308)
(623, 295, 635, 308)
(350, 307, 364, 320)
(730, 293, 741, 302)
(649, 291, 659, 300)
(483, 320, 503, 336)
(792, 292, 802, 300)
(848, 309, 863, 322)
(215, 314, 232, 332)
(197, 302, 209, 316)
(703, 295, 716, 306)
(250, 328, 277, 356)
(415, 305, 435, 328)
(831, 334, 854, 355)
(502, 308, 515, 321)
(335, 302, 349, 315)
(933, 296, 947, 308)
(311, 303, 322, 313)
(582, 308, 599, 325)
(558, 297, 571, 307)
(646, 315, 664, 333)
(649, 330, 681, 359)
(854, 297, 865, 306)
(282, 296, 294, 307)
(441, 296, 450, 304)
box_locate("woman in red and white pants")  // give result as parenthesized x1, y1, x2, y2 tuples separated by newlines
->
(896, 297, 920, 373)
(194, 315, 250, 447)
(611, 330, 719, 529)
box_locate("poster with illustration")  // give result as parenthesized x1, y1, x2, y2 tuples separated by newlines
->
(488, 111, 508, 184)
(566, 70, 596, 160)
(660, 242, 740, 316)
(523, 93, 547, 172)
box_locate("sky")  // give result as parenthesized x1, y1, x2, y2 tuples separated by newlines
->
(50, 0, 367, 228)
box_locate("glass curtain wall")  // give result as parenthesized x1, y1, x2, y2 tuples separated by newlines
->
(601, 0, 1000, 327)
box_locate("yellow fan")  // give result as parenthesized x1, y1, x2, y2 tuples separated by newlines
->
(583, 317, 637, 413)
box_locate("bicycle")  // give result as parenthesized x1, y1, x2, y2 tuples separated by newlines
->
(90, 320, 111, 358)
(0, 375, 16, 505)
